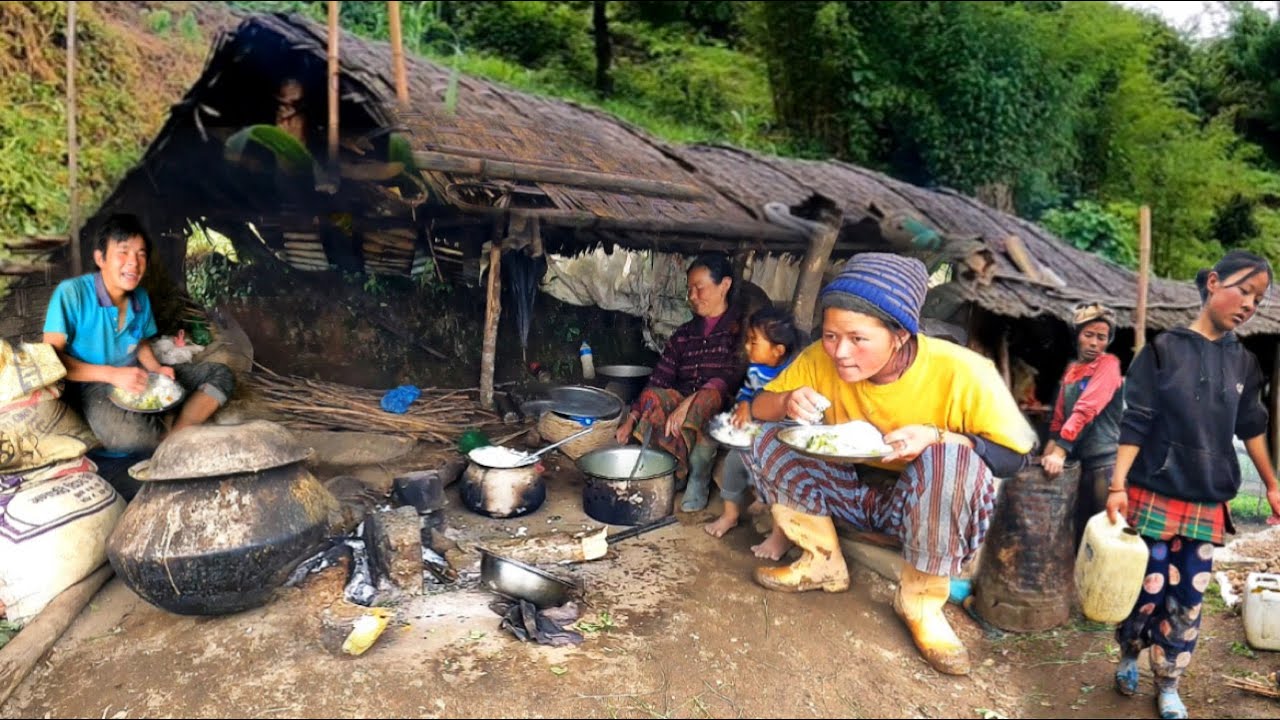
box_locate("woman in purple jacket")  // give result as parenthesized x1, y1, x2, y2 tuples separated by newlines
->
(615, 253, 747, 512)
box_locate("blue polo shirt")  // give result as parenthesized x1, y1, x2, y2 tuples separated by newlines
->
(43, 273, 157, 367)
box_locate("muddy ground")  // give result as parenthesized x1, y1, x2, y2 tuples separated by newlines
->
(5, 439, 1280, 720)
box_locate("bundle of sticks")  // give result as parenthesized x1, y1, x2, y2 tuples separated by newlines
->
(1222, 672, 1280, 700)
(247, 364, 508, 443)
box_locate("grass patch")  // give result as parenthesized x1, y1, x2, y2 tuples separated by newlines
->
(1229, 493, 1273, 522)
(1230, 640, 1258, 659)
(0, 619, 19, 650)
(1204, 580, 1230, 616)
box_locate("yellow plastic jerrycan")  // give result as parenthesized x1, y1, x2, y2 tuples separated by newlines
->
(1075, 511, 1150, 623)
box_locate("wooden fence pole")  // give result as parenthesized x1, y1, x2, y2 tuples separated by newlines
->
(388, 1, 409, 106)
(789, 200, 844, 335)
(67, 1, 80, 275)
(1135, 205, 1152, 353)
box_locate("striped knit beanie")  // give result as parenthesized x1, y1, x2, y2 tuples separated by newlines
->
(819, 253, 928, 334)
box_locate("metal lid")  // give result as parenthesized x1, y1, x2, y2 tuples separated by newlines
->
(546, 385, 623, 420)
(129, 420, 313, 482)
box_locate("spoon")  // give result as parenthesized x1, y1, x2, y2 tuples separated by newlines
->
(519, 425, 595, 465)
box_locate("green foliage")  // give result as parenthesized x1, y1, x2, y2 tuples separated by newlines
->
(224, 124, 316, 176)
(1040, 201, 1138, 269)
(178, 11, 201, 43)
(0, 620, 18, 651)
(0, 3, 148, 242)
(145, 9, 173, 36)
(186, 252, 236, 308)
(1229, 492, 1272, 522)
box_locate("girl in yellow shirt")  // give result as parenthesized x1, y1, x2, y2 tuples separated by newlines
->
(747, 252, 1036, 677)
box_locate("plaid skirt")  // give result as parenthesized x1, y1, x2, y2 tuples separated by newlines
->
(1127, 486, 1230, 546)
(629, 386, 726, 482)
(746, 423, 997, 577)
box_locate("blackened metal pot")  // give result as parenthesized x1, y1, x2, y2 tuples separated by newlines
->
(577, 446, 676, 526)
(460, 462, 546, 518)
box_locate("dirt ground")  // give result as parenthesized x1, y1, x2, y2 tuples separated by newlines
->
(5, 445, 1280, 720)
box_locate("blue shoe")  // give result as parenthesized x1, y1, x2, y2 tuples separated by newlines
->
(1157, 688, 1187, 719)
(1115, 656, 1139, 697)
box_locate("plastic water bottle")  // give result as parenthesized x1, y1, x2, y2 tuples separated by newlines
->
(580, 341, 595, 380)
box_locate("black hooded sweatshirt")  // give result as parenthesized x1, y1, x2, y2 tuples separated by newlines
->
(1119, 327, 1269, 503)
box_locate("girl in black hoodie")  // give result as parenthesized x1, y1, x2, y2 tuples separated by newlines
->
(1106, 251, 1280, 719)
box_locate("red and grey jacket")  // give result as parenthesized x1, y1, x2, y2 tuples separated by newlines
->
(1050, 353, 1123, 465)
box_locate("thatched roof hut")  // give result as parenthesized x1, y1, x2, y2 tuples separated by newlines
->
(85, 12, 1280, 342)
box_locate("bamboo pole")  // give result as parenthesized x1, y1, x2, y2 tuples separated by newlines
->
(479, 224, 503, 410)
(388, 1, 409, 106)
(66, 1, 80, 275)
(411, 150, 708, 201)
(1135, 205, 1152, 353)
(326, 1, 340, 172)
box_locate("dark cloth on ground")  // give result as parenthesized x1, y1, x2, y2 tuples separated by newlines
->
(490, 599, 583, 647)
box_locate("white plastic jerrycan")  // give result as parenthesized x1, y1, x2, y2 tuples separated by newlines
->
(1075, 511, 1150, 623)
(1243, 572, 1280, 651)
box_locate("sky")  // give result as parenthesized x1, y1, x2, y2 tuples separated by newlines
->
(1117, 1, 1278, 38)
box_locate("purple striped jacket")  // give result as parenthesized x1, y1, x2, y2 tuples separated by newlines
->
(643, 304, 747, 401)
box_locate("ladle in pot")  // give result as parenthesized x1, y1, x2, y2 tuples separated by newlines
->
(627, 425, 655, 480)
(517, 424, 595, 465)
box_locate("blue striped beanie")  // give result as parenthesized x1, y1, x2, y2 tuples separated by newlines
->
(819, 253, 928, 334)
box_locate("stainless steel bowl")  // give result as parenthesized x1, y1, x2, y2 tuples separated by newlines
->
(478, 549, 580, 608)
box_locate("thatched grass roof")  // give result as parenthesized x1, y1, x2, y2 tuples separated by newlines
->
(89, 12, 1280, 337)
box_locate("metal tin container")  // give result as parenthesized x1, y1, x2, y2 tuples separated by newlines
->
(577, 446, 676, 526)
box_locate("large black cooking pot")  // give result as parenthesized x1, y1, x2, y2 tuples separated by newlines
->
(106, 462, 335, 615)
(577, 446, 676, 526)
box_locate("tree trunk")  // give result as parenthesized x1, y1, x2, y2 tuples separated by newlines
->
(67, 1, 80, 275)
(593, 1, 613, 97)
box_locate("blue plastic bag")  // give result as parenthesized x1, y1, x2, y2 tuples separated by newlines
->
(380, 385, 421, 414)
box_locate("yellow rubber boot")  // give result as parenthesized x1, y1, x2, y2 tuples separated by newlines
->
(892, 563, 971, 675)
(753, 505, 850, 593)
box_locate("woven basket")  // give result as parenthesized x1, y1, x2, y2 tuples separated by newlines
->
(537, 412, 619, 460)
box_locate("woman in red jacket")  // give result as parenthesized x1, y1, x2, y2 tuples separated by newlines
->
(1040, 302, 1124, 544)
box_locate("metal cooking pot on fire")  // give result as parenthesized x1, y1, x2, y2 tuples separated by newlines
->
(576, 446, 677, 526)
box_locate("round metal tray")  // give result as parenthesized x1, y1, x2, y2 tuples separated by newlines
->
(707, 413, 759, 449)
(776, 424, 893, 465)
(546, 385, 623, 420)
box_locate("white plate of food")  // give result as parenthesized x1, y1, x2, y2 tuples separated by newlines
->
(777, 421, 894, 464)
(707, 412, 762, 449)
(109, 372, 185, 414)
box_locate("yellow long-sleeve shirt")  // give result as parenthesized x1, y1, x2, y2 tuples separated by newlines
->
(764, 335, 1037, 472)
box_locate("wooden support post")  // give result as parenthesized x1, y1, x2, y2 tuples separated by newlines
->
(1135, 205, 1152, 353)
(387, 1, 409, 106)
(1271, 348, 1280, 466)
(789, 199, 844, 335)
(479, 224, 503, 410)
(999, 329, 1012, 390)
(326, 1, 341, 171)
(66, 1, 80, 275)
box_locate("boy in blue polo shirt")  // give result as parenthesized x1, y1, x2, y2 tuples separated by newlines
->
(43, 214, 235, 454)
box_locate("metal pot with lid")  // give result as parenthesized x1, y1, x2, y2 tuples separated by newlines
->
(107, 421, 336, 615)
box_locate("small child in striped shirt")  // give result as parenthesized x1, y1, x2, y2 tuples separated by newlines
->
(705, 307, 803, 551)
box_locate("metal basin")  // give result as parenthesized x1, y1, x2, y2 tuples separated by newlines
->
(478, 549, 580, 608)
(547, 385, 622, 421)
(129, 420, 312, 482)
(577, 447, 677, 526)
(594, 365, 653, 405)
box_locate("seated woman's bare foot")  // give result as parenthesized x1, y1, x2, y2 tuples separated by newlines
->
(746, 501, 767, 516)
(751, 530, 792, 561)
(704, 513, 739, 538)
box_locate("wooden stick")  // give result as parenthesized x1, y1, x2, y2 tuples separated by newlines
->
(388, 1, 408, 106)
(1135, 205, 1152, 353)
(480, 226, 503, 410)
(412, 150, 708, 201)
(326, 1, 341, 171)
(0, 564, 112, 707)
(66, 1, 80, 276)
(790, 200, 843, 335)
(999, 330, 1012, 390)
